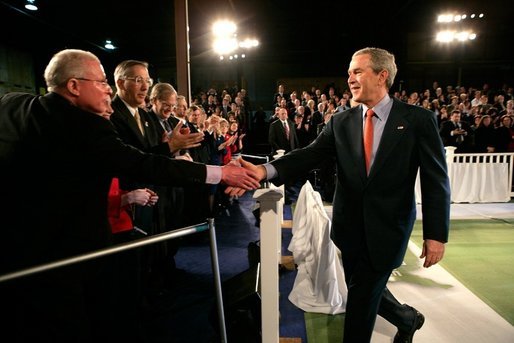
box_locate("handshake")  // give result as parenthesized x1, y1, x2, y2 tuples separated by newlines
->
(220, 158, 267, 196)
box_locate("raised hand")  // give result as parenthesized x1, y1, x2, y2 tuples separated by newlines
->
(167, 121, 204, 153)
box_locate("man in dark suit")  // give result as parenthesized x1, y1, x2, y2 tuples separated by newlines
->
(110, 60, 171, 236)
(439, 109, 474, 153)
(0, 49, 259, 342)
(268, 107, 299, 156)
(235, 47, 450, 342)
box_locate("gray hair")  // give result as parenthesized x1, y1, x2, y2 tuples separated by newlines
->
(353, 47, 397, 89)
(113, 60, 149, 83)
(149, 82, 177, 101)
(44, 49, 99, 92)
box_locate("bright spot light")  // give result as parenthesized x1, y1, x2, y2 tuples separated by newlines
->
(213, 38, 238, 55)
(437, 14, 454, 23)
(212, 20, 237, 37)
(239, 39, 259, 49)
(461, 14, 467, 19)
(104, 40, 116, 50)
(454, 15, 462, 22)
(436, 30, 477, 42)
(25, 0, 37, 10)
(436, 31, 455, 42)
(455, 31, 469, 41)
(229, 55, 233, 60)
(241, 54, 246, 58)
(219, 56, 224, 60)
(479, 13, 484, 18)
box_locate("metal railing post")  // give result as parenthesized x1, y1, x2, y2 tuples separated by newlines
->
(208, 217, 227, 343)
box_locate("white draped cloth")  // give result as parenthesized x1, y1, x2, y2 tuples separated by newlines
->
(288, 181, 347, 314)
(415, 156, 512, 204)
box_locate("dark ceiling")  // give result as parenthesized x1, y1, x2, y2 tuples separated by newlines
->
(1, 0, 513, 86)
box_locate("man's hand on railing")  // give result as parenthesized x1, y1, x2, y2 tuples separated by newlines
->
(221, 158, 261, 196)
(224, 157, 267, 196)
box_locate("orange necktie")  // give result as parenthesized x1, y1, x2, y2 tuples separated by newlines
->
(364, 108, 374, 174)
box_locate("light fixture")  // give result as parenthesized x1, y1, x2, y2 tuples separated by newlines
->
(104, 40, 116, 50)
(25, 0, 38, 11)
(212, 19, 259, 60)
(436, 30, 477, 42)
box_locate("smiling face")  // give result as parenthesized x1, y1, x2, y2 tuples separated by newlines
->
(347, 53, 387, 108)
(73, 59, 113, 117)
(152, 91, 176, 120)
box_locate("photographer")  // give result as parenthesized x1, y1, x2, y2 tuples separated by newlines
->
(439, 109, 474, 152)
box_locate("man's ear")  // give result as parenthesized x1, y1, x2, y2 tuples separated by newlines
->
(67, 78, 80, 96)
(378, 69, 389, 86)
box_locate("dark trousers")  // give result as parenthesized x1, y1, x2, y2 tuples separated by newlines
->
(342, 248, 416, 342)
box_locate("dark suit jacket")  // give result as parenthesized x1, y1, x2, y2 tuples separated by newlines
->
(271, 99, 450, 271)
(0, 92, 207, 273)
(110, 96, 170, 157)
(268, 118, 299, 155)
(110, 96, 172, 232)
(439, 119, 473, 153)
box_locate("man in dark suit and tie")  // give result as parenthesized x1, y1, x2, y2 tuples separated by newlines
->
(0, 49, 260, 342)
(439, 109, 473, 153)
(268, 107, 299, 156)
(235, 47, 450, 342)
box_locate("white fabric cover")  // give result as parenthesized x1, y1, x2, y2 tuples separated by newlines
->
(450, 162, 510, 203)
(415, 159, 511, 204)
(287, 181, 347, 314)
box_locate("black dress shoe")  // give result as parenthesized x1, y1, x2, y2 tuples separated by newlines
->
(393, 306, 425, 343)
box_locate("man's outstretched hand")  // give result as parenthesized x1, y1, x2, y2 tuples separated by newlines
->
(221, 159, 261, 195)
(224, 158, 267, 197)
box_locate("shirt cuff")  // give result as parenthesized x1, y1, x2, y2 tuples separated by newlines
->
(205, 165, 222, 184)
(263, 163, 277, 180)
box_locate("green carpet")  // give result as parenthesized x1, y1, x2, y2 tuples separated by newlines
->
(305, 312, 344, 342)
(304, 218, 514, 340)
(411, 218, 514, 325)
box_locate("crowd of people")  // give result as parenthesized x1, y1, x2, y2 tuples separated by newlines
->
(0, 49, 259, 342)
(263, 81, 514, 155)
(0, 44, 512, 343)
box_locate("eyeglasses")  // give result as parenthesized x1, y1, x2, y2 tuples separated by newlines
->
(123, 76, 154, 87)
(75, 77, 110, 88)
(159, 101, 173, 108)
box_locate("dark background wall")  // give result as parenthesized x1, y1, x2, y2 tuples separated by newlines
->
(1, 0, 513, 110)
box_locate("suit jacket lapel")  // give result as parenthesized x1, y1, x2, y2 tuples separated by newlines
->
(113, 96, 147, 147)
(346, 106, 367, 183)
(368, 100, 409, 180)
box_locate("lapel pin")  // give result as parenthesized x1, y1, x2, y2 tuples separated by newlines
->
(397, 125, 404, 130)
(145, 122, 149, 127)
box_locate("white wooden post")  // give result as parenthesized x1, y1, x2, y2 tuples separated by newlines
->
(253, 187, 283, 343)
